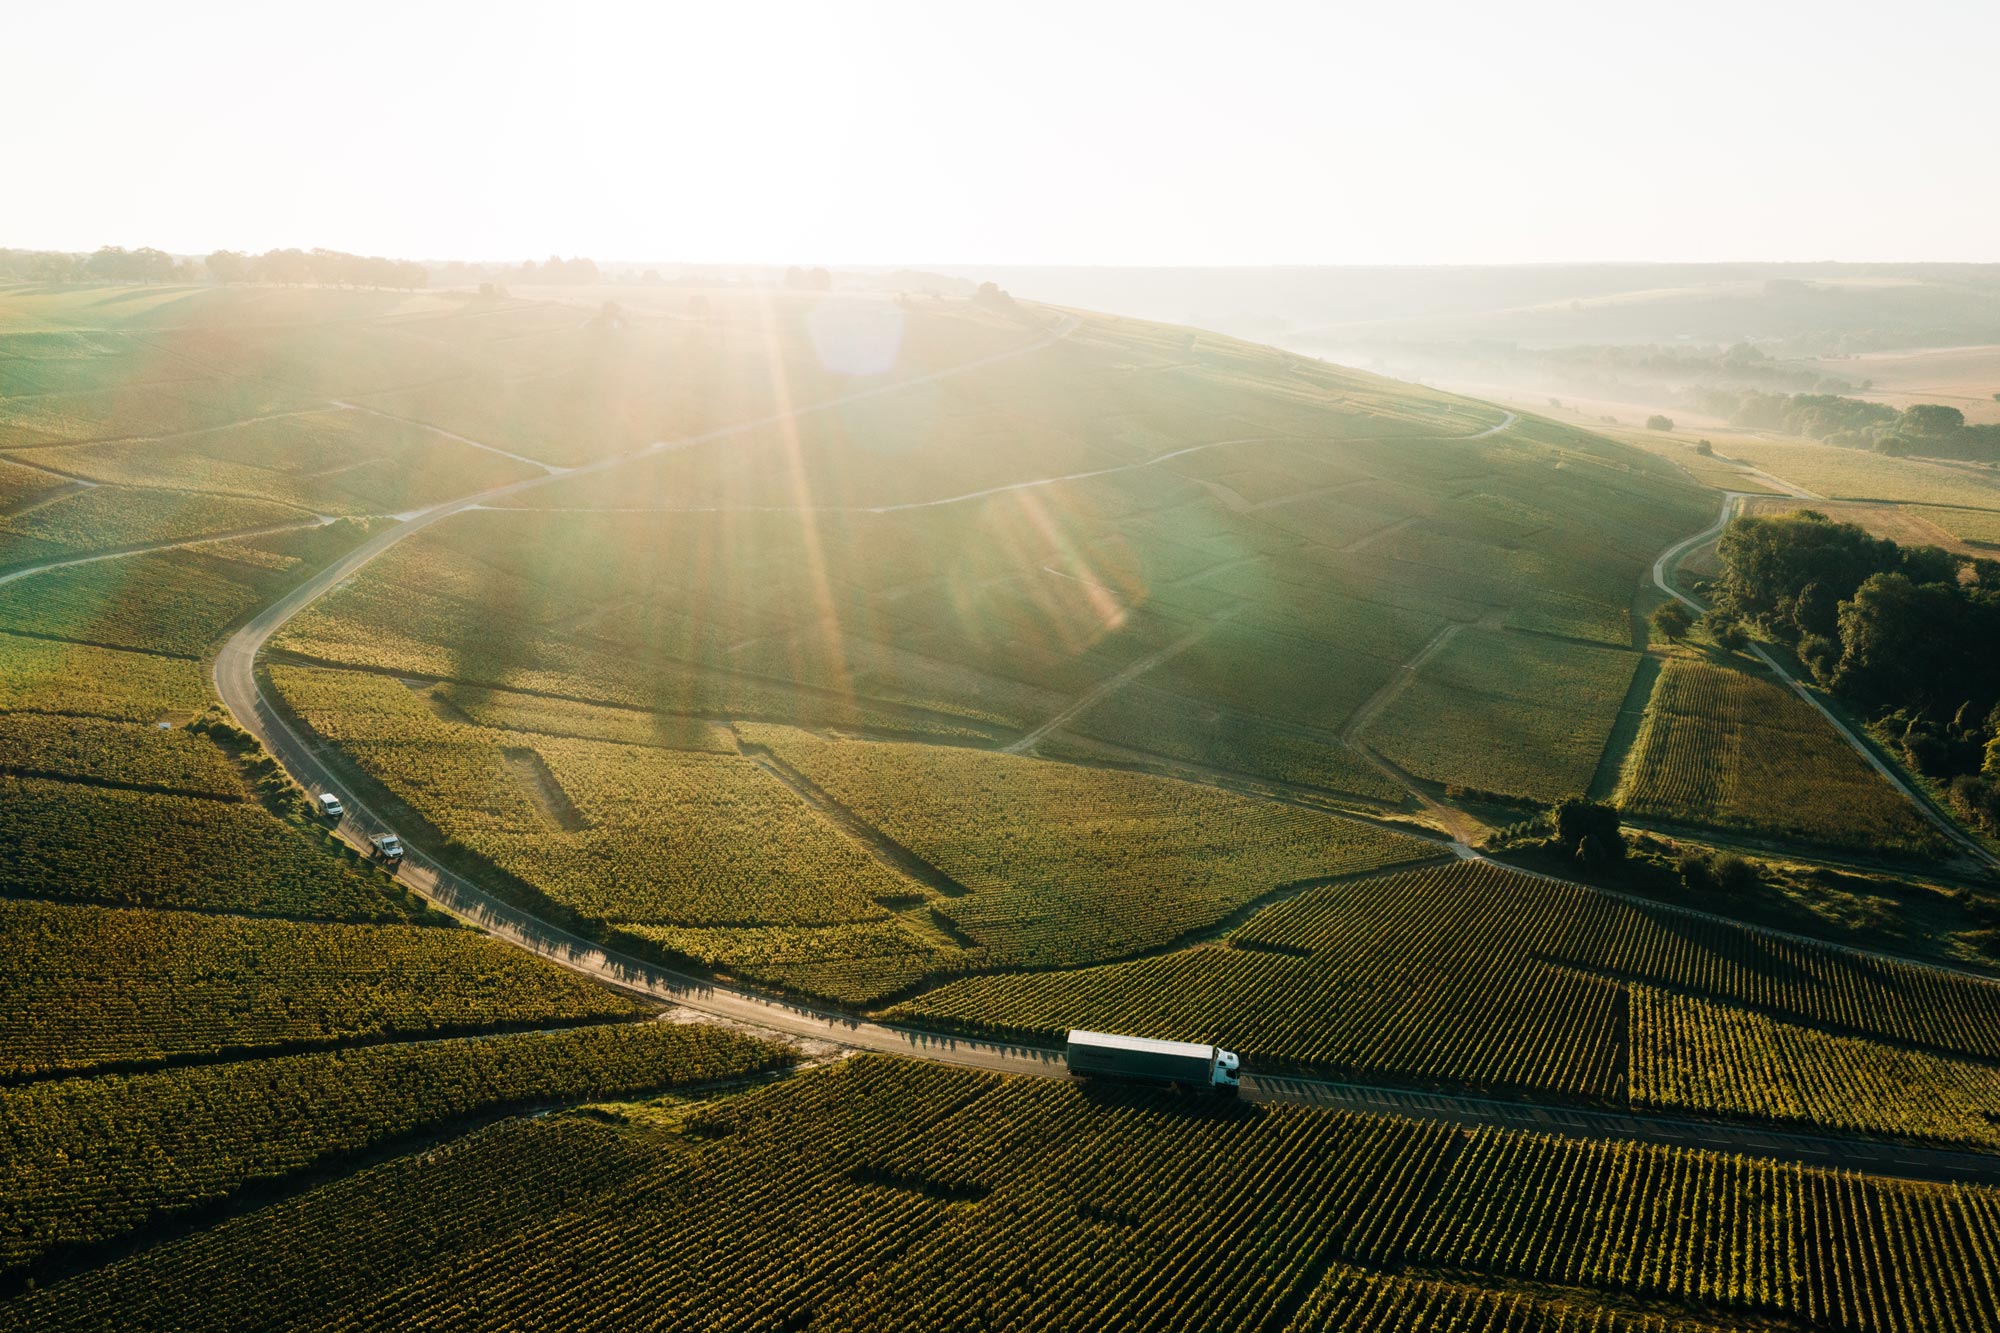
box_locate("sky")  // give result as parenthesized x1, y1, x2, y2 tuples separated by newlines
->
(6, 0, 1998, 266)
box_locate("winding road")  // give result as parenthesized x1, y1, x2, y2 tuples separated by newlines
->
(1651, 492, 1999, 872)
(176, 344, 2000, 1183)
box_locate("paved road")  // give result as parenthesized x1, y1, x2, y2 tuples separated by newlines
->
(1652, 492, 1999, 872)
(201, 353, 2000, 1181)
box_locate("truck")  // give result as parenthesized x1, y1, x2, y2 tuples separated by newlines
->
(369, 833, 404, 864)
(1064, 1029, 1241, 1093)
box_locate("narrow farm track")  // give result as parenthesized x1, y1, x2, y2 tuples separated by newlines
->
(1652, 492, 2000, 872)
(0, 515, 341, 588)
(199, 356, 2000, 1181)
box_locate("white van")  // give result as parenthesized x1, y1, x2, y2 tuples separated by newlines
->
(318, 792, 345, 818)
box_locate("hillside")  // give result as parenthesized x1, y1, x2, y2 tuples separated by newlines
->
(2, 280, 1995, 1332)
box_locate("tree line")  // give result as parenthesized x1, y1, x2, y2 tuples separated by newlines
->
(1691, 386, 2000, 462)
(1703, 510, 2000, 831)
(1, 245, 429, 290)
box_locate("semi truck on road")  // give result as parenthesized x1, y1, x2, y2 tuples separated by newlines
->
(1065, 1029, 1240, 1092)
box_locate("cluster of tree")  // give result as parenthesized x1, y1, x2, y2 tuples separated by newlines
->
(206, 248, 426, 289)
(1707, 510, 2000, 831)
(1691, 387, 2000, 461)
(2, 246, 202, 283)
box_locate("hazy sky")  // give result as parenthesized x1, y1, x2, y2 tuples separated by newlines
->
(8, 0, 1996, 265)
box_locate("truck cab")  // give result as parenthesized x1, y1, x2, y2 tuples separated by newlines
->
(1214, 1049, 1241, 1090)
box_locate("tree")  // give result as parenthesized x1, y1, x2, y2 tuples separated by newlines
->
(1694, 439, 1713, 456)
(206, 250, 250, 284)
(1700, 610, 1749, 653)
(1649, 601, 1693, 643)
(1646, 414, 1675, 431)
(1551, 796, 1623, 863)
(1902, 403, 1965, 437)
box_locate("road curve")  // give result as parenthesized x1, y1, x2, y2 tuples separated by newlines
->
(206, 352, 2000, 1175)
(1651, 492, 1998, 872)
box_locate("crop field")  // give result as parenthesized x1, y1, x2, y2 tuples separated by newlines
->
(890, 861, 1627, 1097)
(1616, 659, 1938, 854)
(1364, 628, 1640, 803)
(1630, 986, 2000, 1148)
(0, 898, 639, 1078)
(1910, 503, 2000, 546)
(0, 1020, 786, 1276)
(270, 665, 913, 928)
(1720, 438, 2000, 511)
(24, 407, 543, 515)
(1049, 682, 1406, 801)
(892, 859, 2000, 1144)
(7, 1055, 1994, 1333)
(744, 726, 1438, 969)
(0, 547, 279, 656)
(0, 713, 242, 795)
(219, 294, 1716, 805)
(7, 279, 1991, 1326)
(0, 774, 423, 918)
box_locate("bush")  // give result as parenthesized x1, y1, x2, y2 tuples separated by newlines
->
(1695, 439, 1713, 456)
(1646, 415, 1675, 431)
(1710, 852, 1759, 894)
(1551, 796, 1623, 863)
(1649, 602, 1693, 643)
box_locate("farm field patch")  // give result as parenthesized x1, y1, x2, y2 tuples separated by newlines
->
(0, 1020, 785, 1276)
(893, 858, 2000, 1142)
(1365, 627, 1640, 803)
(1617, 658, 1939, 855)
(7, 1055, 1994, 1333)
(746, 726, 1438, 970)
(270, 666, 914, 929)
(0, 898, 639, 1078)
(0, 774, 419, 918)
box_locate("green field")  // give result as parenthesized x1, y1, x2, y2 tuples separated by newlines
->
(6, 1056, 1993, 1333)
(1617, 658, 1940, 854)
(892, 858, 2000, 1145)
(0, 278, 1985, 1331)
(1363, 627, 1641, 803)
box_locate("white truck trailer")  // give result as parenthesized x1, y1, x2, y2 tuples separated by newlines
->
(1064, 1029, 1241, 1092)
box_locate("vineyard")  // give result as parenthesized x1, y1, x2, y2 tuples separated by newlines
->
(0, 898, 640, 1077)
(0, 631, 206, 720)
(742, 726, 1438, 968)
(1617, 658, 1939, 854)
(0, 714, 242, 796)
(886, 861, 1629, 1097)
(27, 407, 543, 516)
(1364, 627, 1641, 803)
(892, 859, 2000, 1144)
(1629, 986, 2000, 1148)
(270, 665, 914, 927)
(6, 1055, 1995, 1333)
(1053, 680, 1407, 802)
(0, 548, 276, 657)
(0, 775, 418, 919)
(0, 1020, 787, 1275)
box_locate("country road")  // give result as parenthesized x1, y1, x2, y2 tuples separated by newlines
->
(1651, 491, 1999, 872)
(190, 353, 2000, 1182)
